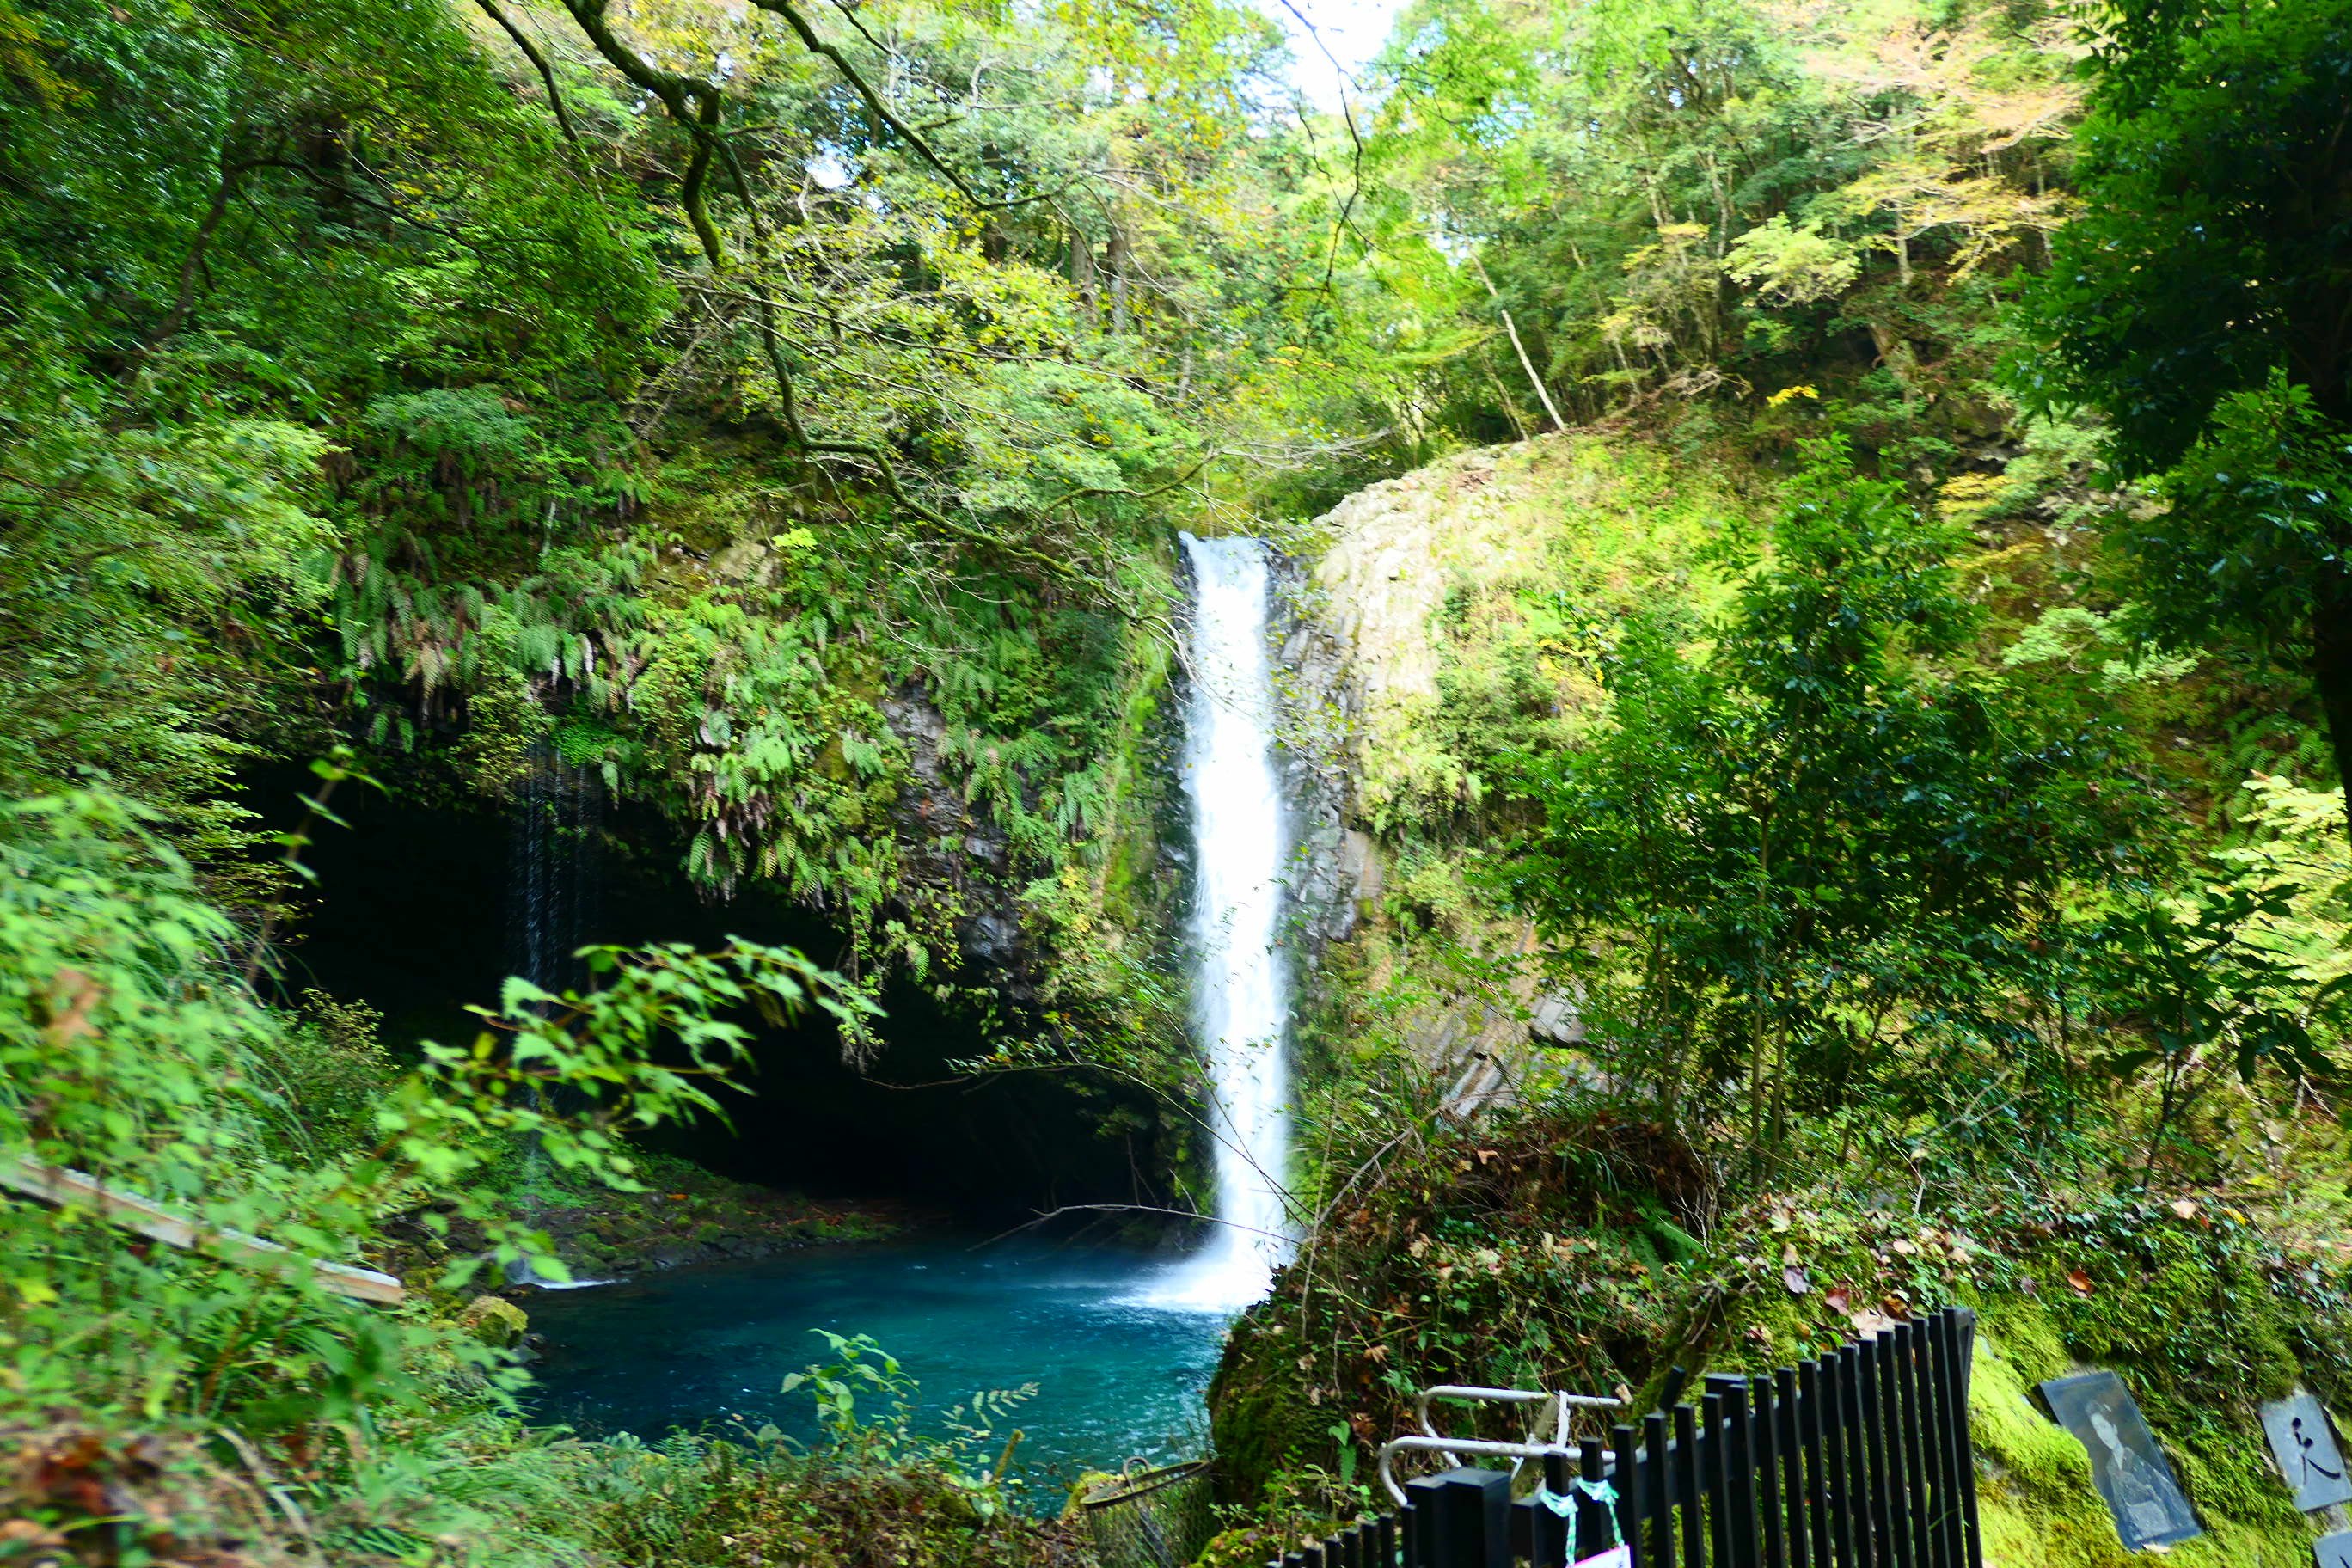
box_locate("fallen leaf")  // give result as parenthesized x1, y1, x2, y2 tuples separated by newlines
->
(2066, 1268, 2094, 1296)
(1851, 1309, 1897, 1337)
(2170, 1197, 2199, 1220)
(1783, 1265, 1811, 1295)
(1824, 1286, 1852, 1314)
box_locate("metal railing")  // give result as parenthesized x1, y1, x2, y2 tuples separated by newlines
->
(1378, 1385, 1626, 1504)
(1077, 1457, 1216, 1568)
(1267, 1306, 1984, 1568)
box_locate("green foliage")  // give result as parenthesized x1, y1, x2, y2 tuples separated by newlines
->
(560, 1424, 1074, 1568)
(264, 990, 398, 1167)
(2017, 0, 2352, 791)
(778, 1330, 1035, 1517)
(0, 784, 861, 1505)
(2124, 376, 2352, 667)
(2017, 0, 2352, 477)
(1509, 441, 2149, 1156)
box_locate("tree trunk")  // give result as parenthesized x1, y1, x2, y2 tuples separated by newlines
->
(1069, 219, 1098, 327)
(1105, 132, 1130, 335)
(1107, 220, 1130, 335)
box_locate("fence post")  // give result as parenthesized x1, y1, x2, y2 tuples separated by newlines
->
(1843, 1341, 1881, 1568)
(1407, 1468, 1512, 1568)
(1531, 1447, 1569, 1568)
(1775, 1367, 1810, 1568)
(1577, 1436, 1612, 1564)
(1949, 1309, 1983, 1568)
(1613, 1422, 1645, 1568)
(1702, 1387, 1734, 1566)
(1331, 1311, 1987, 1568)
(1710, 1375, 1762, 1567)
(1894, 1323, 1934, 1567)
(1673, 1400, 1706, 1568)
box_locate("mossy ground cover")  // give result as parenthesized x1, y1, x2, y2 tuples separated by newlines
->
(1208, 1087, 2352, 1565)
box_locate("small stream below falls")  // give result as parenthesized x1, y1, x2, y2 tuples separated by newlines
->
(524, 1240, 1228, 1489)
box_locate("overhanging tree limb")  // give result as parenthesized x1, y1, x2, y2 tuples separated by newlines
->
(555, 0, 728, 263)
(750, 0, 1057, 211)
(473, 0, 585, 147)
(544, 0, 1135, 600)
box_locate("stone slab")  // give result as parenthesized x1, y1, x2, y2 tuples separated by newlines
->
(2039, 1370, 2202, 1551)
(2315, 1528, 2352, 1568)
(2262, 1393, 2352, 1511)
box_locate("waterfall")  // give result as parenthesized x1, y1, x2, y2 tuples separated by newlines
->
(1149, 533, 1295, 1312)
(506, 738, 603, 995)
(504, 738, 615, 1289)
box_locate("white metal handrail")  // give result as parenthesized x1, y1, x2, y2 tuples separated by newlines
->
(1380, 1383, 1625, 1504)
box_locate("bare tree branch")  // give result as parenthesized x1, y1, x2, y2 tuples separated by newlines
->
(473, 0, 585, 147)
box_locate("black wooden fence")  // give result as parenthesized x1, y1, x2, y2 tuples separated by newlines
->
(1270, 1307, 1981, 1568)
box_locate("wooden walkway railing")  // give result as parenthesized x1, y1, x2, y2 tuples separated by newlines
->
(1270, 1307, 1981, 1568)
(0, 1155, 404, 1304)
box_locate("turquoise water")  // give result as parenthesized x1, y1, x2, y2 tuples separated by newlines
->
(523, 1239, 1230, 1491)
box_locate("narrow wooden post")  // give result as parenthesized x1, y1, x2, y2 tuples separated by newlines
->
(1577, 1436, 1612, 1563)
(1872, 1334, 1914, 1568)
(1753, 1375, 1789, 1568)
(1777, 1367, 1812, 1567)
(1645, 1411, 1677, 1568)
(1675, 1401, 1707, 1567)
(1843, 1342, 1881, 1568)
(1703, 1389, 1734, 1567)
(1534, 1446, 1569, 1568)
(1820, 1354, 1856, 1568)
(1717, 1377, 1761, 1568)
(1897, 1324, 1937, 1567)
(1798, 1360, 1833, 1568)
(1614, 1423, 1645, 1567)
(1948, 1310, 1984, 1568)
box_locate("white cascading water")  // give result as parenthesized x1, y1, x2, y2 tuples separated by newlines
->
(1146, 532, 1295, 1312)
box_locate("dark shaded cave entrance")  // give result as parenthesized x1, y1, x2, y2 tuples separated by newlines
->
(252, 763, 1164, 1227)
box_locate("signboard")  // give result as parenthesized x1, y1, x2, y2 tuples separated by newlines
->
(2039, 1371, 2202, 1551)
(2261, 1393, 2352, 1511)
(2315, 1528, 2352, 1568)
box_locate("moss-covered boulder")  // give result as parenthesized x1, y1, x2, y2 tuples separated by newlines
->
(457, 1294, 530, 1348)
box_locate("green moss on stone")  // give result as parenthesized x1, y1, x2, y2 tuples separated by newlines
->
(1968, 1326, 2321, 1567)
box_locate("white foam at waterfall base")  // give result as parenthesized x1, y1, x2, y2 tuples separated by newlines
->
(1133, 534, 1295, 1314)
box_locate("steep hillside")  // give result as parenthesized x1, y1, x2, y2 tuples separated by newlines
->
(1214, 420, 2352, 1567)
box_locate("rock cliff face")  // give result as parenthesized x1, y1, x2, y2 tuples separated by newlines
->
(1274, 430, 1734, 1092)
(879, 683, 1028, 997)
(1276, 437, 1571, 958)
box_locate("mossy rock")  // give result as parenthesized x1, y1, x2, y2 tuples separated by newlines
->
(1207, 1305, 1338, 1505)
(1969, 1326, 2319, 1566)
(457, 1294, 530, 1349)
